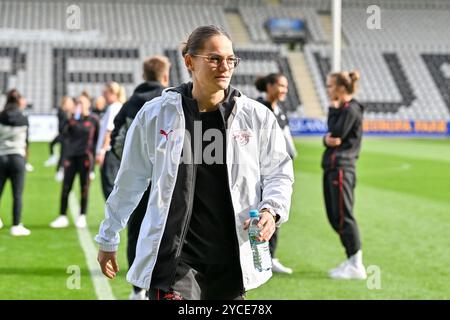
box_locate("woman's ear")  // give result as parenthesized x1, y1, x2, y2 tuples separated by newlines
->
(184, 55, 194, 72)
(337, 85, 347, 97)
(266, 82, 276, 98)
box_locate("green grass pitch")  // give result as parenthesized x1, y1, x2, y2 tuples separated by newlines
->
(0, 138, 449, 299)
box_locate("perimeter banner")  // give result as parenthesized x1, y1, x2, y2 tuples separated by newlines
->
(289, 118, 450, 136)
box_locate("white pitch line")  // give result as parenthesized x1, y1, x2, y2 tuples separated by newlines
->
(69, 192, 116, 300)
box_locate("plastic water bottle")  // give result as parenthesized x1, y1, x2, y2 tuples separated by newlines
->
(248, 209, 272, 272)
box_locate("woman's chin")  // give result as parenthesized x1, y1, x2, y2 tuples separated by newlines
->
(215, 81, 229, 91)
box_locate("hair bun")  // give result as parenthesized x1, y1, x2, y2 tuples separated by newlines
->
(349, 70, 360, 82)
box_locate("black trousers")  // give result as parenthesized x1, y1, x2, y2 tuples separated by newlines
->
(148, 259, 245, 300)
(323, 167, 361, 258)
(127, 185, 151, 293)
(60, 155, 92, 215)
(0, 154, 25, 225)
(100, 151, 121, 200)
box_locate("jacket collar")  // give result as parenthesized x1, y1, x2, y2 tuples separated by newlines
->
(162, 82, 243, 123)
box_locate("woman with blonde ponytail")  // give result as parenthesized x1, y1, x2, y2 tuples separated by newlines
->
(117, 85, 127, 105)
(96, 81, 126, 199)
(322, 69, 366, 280)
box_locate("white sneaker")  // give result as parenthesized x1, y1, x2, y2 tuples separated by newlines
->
(89, 172, 96, 180)
(10, 224, 31, 236)
(329, 262, 367, 280)
(55, 168, 64, 182)
(272, 258, 293, 274)
(328, 260, 349, 277)
(329, 251, 367, 280)
(129, 289, 147, 300)
(44, 154, 58, 167)
(0, 217, 3, 229)
(50, 215, 69, 228)
(75, 215, 87, 229)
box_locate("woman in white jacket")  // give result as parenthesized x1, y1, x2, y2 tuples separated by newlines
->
(95, 25, 294, 300)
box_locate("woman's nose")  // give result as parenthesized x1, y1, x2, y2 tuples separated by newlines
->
(218, 59, 230, 71)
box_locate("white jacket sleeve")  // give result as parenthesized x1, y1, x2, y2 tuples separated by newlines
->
(258, 111, 294, 226)
(95, 112, 153, 251)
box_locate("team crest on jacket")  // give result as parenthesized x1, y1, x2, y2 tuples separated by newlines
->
(232, 130, 252, 146)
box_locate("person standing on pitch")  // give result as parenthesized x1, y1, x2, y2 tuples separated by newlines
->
(87, 95, 107, 181)
(91, 95, 107, 121)
(255, 73, 296, 274)
(110, 55, 171, 300)
(0, 89, 31, 236)
(45, 96, 75, 182)
(95, 25, 293, 300)
(322, 70, 366, 280)
(50, 91, 99, 229)
(96, 82, 126, 200)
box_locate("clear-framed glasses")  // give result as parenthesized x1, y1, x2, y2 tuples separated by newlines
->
(192, 54, 241, 69)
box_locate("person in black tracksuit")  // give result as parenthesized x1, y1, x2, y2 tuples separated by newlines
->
(50, 92, 99, 228)
(322, 70, 367, 279)
(0, 89, 31, 236)
(46, 97, 74, 172)
(255, 73, 296, 274)
(88, 96, 107, 180)
(109, 55, 170, 299)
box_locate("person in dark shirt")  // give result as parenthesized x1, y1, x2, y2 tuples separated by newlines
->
(322, 70, 366, 280)
(110, 55, 170, 300)
(95, 82, 125, 200)
(87, 95, 107, 181)
(255, 73, 296, 274)
(50, 91, 99, 229)
(91, 95, 107, 121)
(44, 96, 74, 181)
(177, 82, 240, 269)
(0, 89, 31, 236)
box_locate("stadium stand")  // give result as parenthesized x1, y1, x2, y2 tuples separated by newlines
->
(303, 5, 450, 120)
(305, 45, 450, 120)
(0, 1, 301, 112)
(281, 0, 450, 10)
(0, 0, 449, 121)
(238, 6, 327, 43)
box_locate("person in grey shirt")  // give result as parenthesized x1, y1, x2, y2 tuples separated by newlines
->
(0, 89, 30, 236)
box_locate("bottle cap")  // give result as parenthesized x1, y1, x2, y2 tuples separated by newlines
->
(249, 210, 259, 218)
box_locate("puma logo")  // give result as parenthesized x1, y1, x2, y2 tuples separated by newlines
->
(160, 129, 173, 141)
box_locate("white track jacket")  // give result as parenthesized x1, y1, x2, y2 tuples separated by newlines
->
(95, 88, 294, 291)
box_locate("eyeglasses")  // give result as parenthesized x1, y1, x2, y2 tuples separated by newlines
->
(192, 54, 241, 69)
